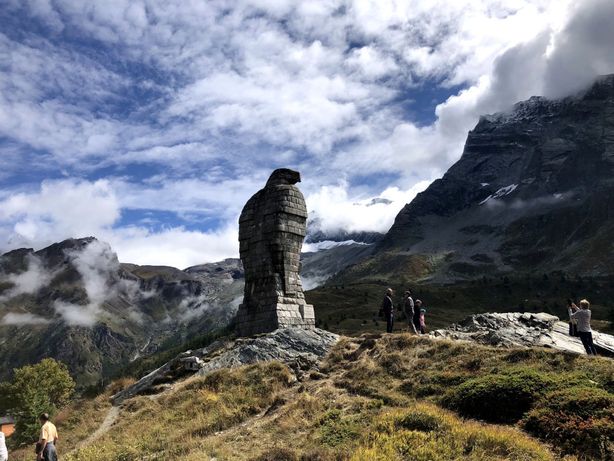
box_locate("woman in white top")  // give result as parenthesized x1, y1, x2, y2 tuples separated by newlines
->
(569, 299, 597, 355)
(0, 430, 8, 461)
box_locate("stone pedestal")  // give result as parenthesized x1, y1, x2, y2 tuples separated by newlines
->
(236, 169, 316, 337)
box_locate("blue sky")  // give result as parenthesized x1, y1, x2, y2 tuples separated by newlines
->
(0, 0, 613, 268)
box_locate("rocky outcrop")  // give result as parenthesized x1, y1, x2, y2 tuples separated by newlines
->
(373, 74, 614, 281)
(236, 168, 315, 336)
(432, 312, 614, 356)
(112, 328, 339, 403)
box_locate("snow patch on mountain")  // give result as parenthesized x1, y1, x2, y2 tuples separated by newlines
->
(302, 240, 370, 253)
(479, 184, 518, 205)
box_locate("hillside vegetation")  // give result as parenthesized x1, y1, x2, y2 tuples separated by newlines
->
(307, 274, 614, 334)
(8, 334, 613, 461)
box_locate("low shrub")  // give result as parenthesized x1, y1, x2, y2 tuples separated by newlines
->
(106, 377, 137, 395)
(395, 410, 445, 433)
(299, 449, 348, 461)
(442, 368, 555, 423)
(317, 409, 362, 447)
(521, 386, 614, 460)
(349, 404, 553, 461)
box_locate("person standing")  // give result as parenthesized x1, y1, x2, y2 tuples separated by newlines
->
(419, 307, 427, 334)
(0, 429, 8, 461)
(37, 413, 58, 461)
(413, 299, 423, 334)
(381, 288, 395, 333)
(569, 299, 597, 355)
(403, 290, 417, 334)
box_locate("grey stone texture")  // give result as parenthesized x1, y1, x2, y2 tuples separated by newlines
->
(431, 312, 614, 356)
(112, 328, 339, 404)
(236, 168, 315, 336)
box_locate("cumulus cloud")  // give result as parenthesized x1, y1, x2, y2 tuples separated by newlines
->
(0, 0, 613, 266)
(0, 179, 241, 268)
(306, 180, 432, 235)
(0, 179, 119, 248)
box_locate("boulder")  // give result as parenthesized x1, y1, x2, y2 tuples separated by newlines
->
(431, 312, 614, 356)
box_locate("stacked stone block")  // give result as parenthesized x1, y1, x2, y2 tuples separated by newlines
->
(236, 168, 316, 336)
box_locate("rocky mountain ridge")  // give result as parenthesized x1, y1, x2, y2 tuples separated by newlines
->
(366, 74, 614, 282)
(0, 237, 243, 387)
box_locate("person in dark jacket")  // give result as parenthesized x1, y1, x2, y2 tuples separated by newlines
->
(381, 288, 394, 333)
(403, 290, 417, 334)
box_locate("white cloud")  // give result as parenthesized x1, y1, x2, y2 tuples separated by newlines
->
(106, 225, 239, 269)
(0, 0, 613, 267)
(0, 179, 119, 248)
(306, 180, 432, 235)
(0, 254, 54, 300)
(0, 179, 240, 268)
(52, 239, 120, 326)
(1, 312, 51, 326)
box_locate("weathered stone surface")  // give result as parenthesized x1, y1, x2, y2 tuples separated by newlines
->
(112, 328, 338, 404)
(236, 168, 315, 336)
(431, 312, 614, 356)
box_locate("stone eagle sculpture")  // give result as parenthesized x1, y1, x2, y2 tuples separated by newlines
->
(235, 168, 315, 336)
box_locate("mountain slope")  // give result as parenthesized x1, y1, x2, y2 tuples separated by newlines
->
(9, 333, 614, 461)
(358, 74, 614, 283)
(0, 238, 242, 387)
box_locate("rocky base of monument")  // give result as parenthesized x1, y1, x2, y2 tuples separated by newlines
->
(112, 328, 339, 404)
(431, 312, 614, 356)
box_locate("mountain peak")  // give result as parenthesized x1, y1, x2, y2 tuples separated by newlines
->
(376, 74, 614, 281)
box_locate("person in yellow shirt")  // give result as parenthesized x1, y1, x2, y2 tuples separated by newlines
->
(37, 413, 58, 461)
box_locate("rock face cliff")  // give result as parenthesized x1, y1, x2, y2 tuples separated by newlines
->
(0, 238, 243, 387)
(377, 74, 614, 281)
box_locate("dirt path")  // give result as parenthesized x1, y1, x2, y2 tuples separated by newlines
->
(69, 406, 120, 453)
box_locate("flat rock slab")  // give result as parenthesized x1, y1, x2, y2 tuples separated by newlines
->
(432, 312, 614, 356)
(112, 328, 339, 404)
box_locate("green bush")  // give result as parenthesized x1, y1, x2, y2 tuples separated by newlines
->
(441, 368, 554, 423)
(0, 358, 75, 443)
(318, 409, 362, 447)
(522, 386, 614, 460)
(395, 410, 444, 432)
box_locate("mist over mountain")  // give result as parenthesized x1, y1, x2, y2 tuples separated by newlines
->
(0, 238, 242, 387)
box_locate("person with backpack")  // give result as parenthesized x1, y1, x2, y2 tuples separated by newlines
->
(403, 290, 418, 333)
(381, 288, 395, 333)
(569, 299, 597, 355)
